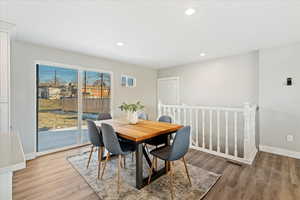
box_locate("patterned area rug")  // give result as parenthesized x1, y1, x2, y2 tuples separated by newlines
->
(67, 151, 221, 200)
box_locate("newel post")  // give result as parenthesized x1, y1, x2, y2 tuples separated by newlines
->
(243, 102, 257, 164)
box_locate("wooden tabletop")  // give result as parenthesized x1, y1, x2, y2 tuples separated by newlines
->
(95, 119, 183, 142)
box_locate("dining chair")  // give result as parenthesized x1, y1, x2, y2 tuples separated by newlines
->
(100, 123, 136, 193)
(144, 115, 172, 168)
(157, 115, 172, 123)
(138, 112, 149, 120)
(147, 126, 191, 200)
(145, 115, 172, 148)
(86, 120, 104, 179)
(97, 113, 112, 121)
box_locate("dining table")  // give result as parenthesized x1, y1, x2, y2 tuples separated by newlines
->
(95, 119, 183, 189)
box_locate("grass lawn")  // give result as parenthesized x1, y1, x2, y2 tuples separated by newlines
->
(38, 112, 78, 130)
(38, 99, 78, 130)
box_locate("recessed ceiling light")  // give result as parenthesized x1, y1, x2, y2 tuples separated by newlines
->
(116, 42, 124, 46)
(185, 8, 196, 16)
(200, 52, 206, 57)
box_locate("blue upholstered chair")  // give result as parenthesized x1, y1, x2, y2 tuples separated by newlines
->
(138, 112, 149, 120)
(97, 113, 112, 121)
(158, 115, 172, 123)
(100, 123, 136, 193)
(86, 120, 104, 179)
(145, 115, 172, 147)
(148, 126, 192, 200)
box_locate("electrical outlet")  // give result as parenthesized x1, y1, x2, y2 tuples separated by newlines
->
(286, 135, 294, 142)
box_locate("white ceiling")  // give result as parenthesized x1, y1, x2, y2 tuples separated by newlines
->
(1, 0, 300, 68)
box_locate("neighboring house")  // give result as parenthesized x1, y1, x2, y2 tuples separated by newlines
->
(82, 85, 110, 98)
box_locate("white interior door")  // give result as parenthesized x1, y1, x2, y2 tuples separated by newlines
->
(158, 77, 179, 105)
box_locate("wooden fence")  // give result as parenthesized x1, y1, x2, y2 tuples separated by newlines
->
(62, 97, 111, 113)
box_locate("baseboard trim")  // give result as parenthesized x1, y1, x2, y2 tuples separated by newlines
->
(259, 145, 300, 159)
(25, 153, 36, 161)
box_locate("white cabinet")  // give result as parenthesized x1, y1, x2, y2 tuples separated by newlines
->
(0, 20, 24, 200)
(0, 21, 13, 134)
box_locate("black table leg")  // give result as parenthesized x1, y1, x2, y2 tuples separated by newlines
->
(136, 143, 143, 189)
(142, 145, 152, 168)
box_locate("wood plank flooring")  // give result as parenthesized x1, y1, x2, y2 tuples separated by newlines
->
(13, 148, 300, 200)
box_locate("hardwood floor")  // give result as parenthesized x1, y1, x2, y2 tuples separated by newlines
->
(13, 148, 300, 200)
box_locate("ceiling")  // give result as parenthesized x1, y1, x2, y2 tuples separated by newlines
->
(1, 0, 300, 68)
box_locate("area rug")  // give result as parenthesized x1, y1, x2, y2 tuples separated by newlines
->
(67, 151, 221, 200)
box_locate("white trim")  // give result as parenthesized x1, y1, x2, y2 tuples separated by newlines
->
(36, 143, 89, 157)
(25, 153, 36, 161)
(157, 76, 180, 105)
(0, 20, 15, 33)
(35, 60, 113, 75)
(190, 146, 256, 165)
(34, 60, 114, 155)
(259, 145, 300, 159)
(161, 104, 244, 112)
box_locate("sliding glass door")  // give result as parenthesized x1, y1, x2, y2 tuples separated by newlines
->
(36, 64, 112, 152)
(81, 71, 111, 143)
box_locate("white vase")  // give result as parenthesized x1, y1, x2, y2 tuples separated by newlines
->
(127, 111, 138, 124)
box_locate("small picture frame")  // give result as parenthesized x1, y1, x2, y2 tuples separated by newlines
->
(121, 75, 136, 88)
(121, 76, 127, 87)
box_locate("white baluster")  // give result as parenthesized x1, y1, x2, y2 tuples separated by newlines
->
(161, 106, 165, 116)
(234, 112, 238, 157)
(217, 110, 220, 152)
(172, 107, 176, 123)
(202, 110, 205, 148)
(184, 108, 187, 126)
(158, 102, 162, 117)
(225, 111, 229, 155)
(189, 108, 193, 145)
(178, 107, 181, 125)
(166, 106, 169, 116)
(195, 109, 199, 147)
(209, 110, 212, 151)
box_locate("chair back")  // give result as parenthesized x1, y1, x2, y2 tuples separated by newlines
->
(97, 113, 112, 121)
(158, 115, 172, 123)
(100, 123, 123, 155)
(168, 126, 190, 161)
(138, 112, 148, 120)
(87, 120, 103, 146)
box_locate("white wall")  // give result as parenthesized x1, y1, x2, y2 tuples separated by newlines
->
(158, 51, 259, 107)
(259, 43, 300, 152)
(11, 40, 157, 155)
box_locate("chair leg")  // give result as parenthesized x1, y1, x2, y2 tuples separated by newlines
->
(123, 155, 126, 169)
(131, 152, 134, 162)
(169, 161, 174, 200)
(100, 152, 110, 180)
(148, 156, 156, 184)
(145, 144, 149, 154)
(166, 160, 169, 172)
(117, 155, 122, 193)
(182, 157, 192, 186)
(86, 145, 94, 169)
(155, 156, 158, 170)
(97, 146, 103, 179)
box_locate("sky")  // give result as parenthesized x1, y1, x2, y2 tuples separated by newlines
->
(38, 64, 111, 86)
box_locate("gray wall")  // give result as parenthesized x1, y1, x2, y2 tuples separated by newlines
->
(11, 40, 157, 155)
(158, 51, 259, 107)
(259, 43, 300, 152)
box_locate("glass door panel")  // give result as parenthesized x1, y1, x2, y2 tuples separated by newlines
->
(37, 64, 79, 152)
(81, 71, 112, 143)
